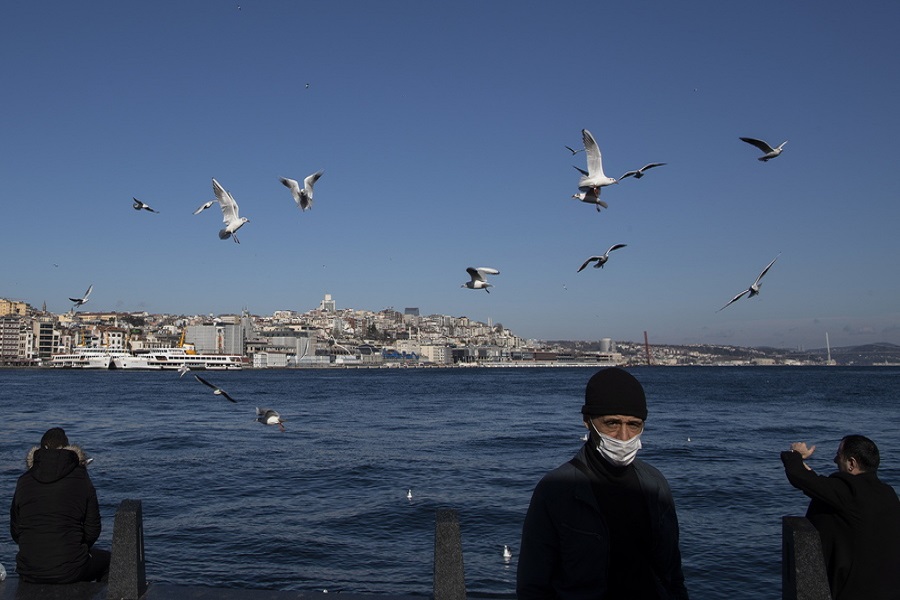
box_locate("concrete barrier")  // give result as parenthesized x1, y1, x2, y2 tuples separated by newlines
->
(433, 509, 466, 600)
(782, 516, 830, 600)
(107, 499, 147, 600)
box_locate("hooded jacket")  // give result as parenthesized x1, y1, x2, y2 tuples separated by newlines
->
(9, 445, 101, 583)
(517, 445, 688, 600)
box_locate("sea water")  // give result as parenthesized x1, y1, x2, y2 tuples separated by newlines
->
(1, 366, 898, 598)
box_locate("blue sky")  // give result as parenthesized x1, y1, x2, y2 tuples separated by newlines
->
(3, 1, 899, 349)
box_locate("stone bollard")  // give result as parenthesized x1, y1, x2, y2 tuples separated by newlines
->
(434, 509, 466, 600)
(782, 516, 830, 600)
(108, 499, 147, 600)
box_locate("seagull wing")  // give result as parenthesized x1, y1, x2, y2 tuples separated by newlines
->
(577, 257, 598, 272)
(303, 170, 324, 194)
(219, 389, 237, 403)
(572, 165, 589, 177)
(640, 162, 666, 172)
(466, 267, 483, 282)
(739, 137, 775, 153)
(193, 200, 215, 215)
(564, 145, 579, 155)
(476, 267, 499, 276)
(606, 243, 627, 255)
(581, 129, 606, 179)
(619, 170, 638, 180)
(718, 289, 749, 312)
(753, 255, 780, 286)
(212, 178, 239, 223)
(280, 177, 302, 205)
(194, 374, 217, 390)
(83, 285, 93, 301)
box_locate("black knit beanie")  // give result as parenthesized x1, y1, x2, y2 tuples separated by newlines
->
(41, 427, 69, 449)
(581, 367, 648, 420)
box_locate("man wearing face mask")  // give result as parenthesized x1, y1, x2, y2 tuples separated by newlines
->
(517, 367, 688, 600)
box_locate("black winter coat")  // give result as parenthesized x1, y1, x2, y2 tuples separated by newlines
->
(782, 450, 900, 600)
(517, 446, 688, 600)
(9, 446, 102, 583)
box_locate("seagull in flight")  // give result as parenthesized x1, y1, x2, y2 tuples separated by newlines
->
(212, 178, 249, 243)
(193, 199, 216, 215)
(718, 254, 780, 312)
(564, 145, 584, 156)
(280, 170, 324, 211)
(256, 407, 285, 432)
(577, 244, 627, 272)
(571, 188, 609, 212)
(69, 284, 93, 310)
(132, 198, 159, 213)
(619, 163, 667, 180)
(462, 267, 500, 293)
(194, 374, 237, 403)
(576, 129, 617, 195)
(177, 364, 190, 378)
(739, 137, 787, 161)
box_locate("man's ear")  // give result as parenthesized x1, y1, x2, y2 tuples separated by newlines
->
(848, 456, 861, 473)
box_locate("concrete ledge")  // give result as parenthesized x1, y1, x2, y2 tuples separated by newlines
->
(433, 508, 466, 600)
(0, 578, 106, 600)
(782, 516, 830, 600)
(108, 499, 147, 600)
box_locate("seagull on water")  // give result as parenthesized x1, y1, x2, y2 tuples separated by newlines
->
(718, 254, 780, 312)
(462, 267, 499, 293)
(280, 170, 324, 211)
(212, 178, 249, 243)
(256, 407, 285, 432)
(193, 199, 216, 215)
(194, 374, 237, 403)
(407, 489, 413, 501)
(577, 244, 627, 272)
(619, 163, 667, 180)
(571, 188, 609, 212)
(132, 198, 159, 213)
(69, 284, 93, 310)
(739, 137, 787, 161)
(576, 129, 617, 195)
(503, 545, 513, 562)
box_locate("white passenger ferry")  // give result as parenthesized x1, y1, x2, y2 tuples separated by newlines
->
(112, 346, 244, 370)
(51, 348, 132, 369)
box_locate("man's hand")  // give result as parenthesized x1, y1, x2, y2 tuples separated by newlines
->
(790, 442, 816, 459)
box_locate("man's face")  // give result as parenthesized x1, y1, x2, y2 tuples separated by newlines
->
(589, 414, 644, 441)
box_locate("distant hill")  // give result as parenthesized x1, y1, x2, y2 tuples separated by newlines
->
(791, 342, 900, 365)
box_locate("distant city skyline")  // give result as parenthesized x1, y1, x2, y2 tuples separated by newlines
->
(2, 3, 899, 350)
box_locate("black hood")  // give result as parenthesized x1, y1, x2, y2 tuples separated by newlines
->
(27, 447, 81, 484)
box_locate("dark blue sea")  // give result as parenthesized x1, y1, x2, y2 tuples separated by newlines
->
(2, 367, 899, 598)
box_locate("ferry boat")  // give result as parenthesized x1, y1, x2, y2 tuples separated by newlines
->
(51, 348, 132, 369)
(112, 346, 243, 370)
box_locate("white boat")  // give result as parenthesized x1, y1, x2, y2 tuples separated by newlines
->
(112, 346, 243, 370)
(51, 348, 132, 369)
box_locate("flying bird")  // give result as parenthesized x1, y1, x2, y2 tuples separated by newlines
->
(177, 364, 190, 378)
(462, 267, 500, 293)
(577, 244, 627, 272)
(564, 145, 584, 156)
(576, 129, 617, 195)
(69, 284, 93, 310)
(280, 170, 324, 211)
(212, 178, 249, 243)
(132, 198, 159, 213)
(194, 374, 237, 403)
(193, 200, 216, 215)
(256, 407, 285, 432)
(718, 254, 780, 312)
(571, 188, 609, 212)
(619, 163, 667, 180)
(739, 137, 787, 161)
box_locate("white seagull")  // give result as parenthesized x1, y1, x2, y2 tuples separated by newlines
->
(576, 129, 617, 194)
(212, 178, 249, 243)
(503, 545, 513, 562)
(739, 137, 787, 161)
(718, 254, 780, 312)
(256, 407, 285, 432)
(193, 199, 216, 215)
(177, 364, 190, 378)
(577, 244, 627, 272)
(69, 284, 93, 310)
(280, 170, 324, 211)
(462, 267, 500, 293)
(194, 374, 237, 403)
(619, 163, 667, 180)
(571, 188, 609, 212)
(132, 198, 159, 213)
(564, 145, 584, 156)
(407, 489, 413, 501)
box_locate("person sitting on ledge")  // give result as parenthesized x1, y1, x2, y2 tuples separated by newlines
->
(781, 435, 900, 600)
(9, 427, 110, 584)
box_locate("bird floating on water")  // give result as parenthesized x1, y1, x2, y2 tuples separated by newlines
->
(739, 137, 787, 161)
(718, 254, 780, 312)
(212, 178, 249, 243)
(503, 545, 513, 562)
(132, 198, 159, 213)
(193, 199, 216, 215)
(462, 267, 500, 293)
(577, 244, 627, 273)
(194, 374, 237, 403)
(407, 489, 413, 501)
(256, 407, 285, 432)
(571, 188, 609, 212)
(576, 129, 617, 195)
(280, 170, 324, 211)
(619, 163, 667, 180)
(69, 284, 93, 310)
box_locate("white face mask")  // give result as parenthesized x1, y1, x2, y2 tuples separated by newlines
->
(591, 422, 642, 466)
